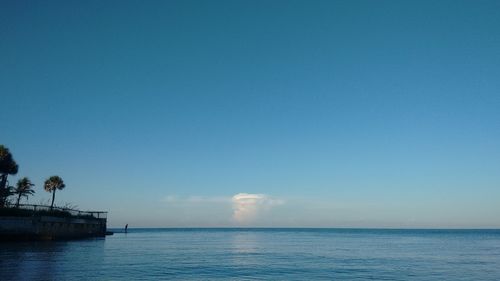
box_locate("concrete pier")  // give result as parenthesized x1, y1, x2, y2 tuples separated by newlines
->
(0, 204, 108, 241)
(0, 215, 107, 240)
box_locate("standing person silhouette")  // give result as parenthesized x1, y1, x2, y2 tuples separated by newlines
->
(125, 224, 128, 233)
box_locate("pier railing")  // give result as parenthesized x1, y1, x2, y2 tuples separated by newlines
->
(11, 204, 107, 219)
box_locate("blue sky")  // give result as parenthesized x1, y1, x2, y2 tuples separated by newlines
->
(1, 0, 499, 228)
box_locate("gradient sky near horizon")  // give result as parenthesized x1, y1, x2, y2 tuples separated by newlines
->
(1, 0, 500, 228)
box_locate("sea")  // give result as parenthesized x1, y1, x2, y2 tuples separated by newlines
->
(1, 228, 500, 280)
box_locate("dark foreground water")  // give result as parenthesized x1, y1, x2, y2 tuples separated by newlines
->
(1, 228, 500, 280)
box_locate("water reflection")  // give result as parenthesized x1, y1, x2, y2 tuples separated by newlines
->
(0, 241, 68, 280)
(0, 238, 106, 280)
(2, 230, 500, 280)
(230, 231, 262, 267)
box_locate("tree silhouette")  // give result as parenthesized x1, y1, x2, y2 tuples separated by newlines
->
(44, 176, 66, 209)
(0, 145, 19, 207)
(14, 177, 35, 207)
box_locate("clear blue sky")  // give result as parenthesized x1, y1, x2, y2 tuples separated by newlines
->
(1, 0, 499, 228)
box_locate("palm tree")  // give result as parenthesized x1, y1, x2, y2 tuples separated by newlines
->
(14, 177, 35, 207)
(0, 185, 14, 207)
(44, 176, 65, 209)
(0, 145, 19, 207)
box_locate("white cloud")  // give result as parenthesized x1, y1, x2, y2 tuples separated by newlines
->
(161, 193, 284, 225)
(162, 195, 179, 203)
(161, 195, 230, 204)
(232, 193, 284, 224)
(185, 196, 230, 203)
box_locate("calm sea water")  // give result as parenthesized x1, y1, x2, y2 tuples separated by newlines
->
(1, 228, 500, 280)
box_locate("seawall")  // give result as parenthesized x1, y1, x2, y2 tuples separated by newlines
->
(0, 215, 107, 241)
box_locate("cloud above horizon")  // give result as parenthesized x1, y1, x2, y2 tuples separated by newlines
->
(162, 195, 229, 204)
(232, 193, 284, 224)
(161, 193, 285, 225)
